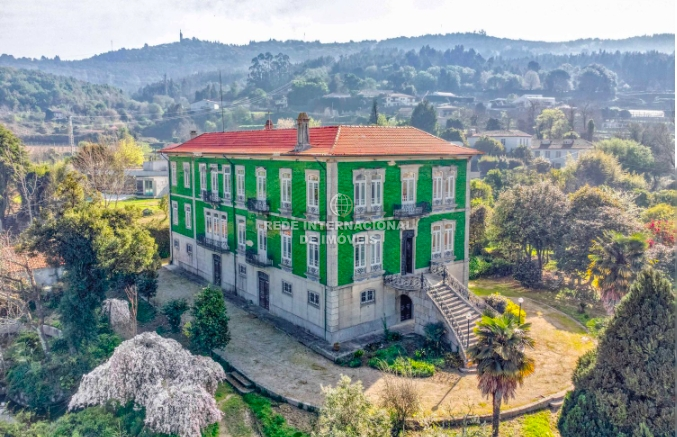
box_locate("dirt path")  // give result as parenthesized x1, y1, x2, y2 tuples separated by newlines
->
(157, 268, 594, 417)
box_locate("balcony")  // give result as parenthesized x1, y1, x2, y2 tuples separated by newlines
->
(393, 201, 431, 219)
(200, 190, 220, 204)
(245, 249, 273, 267)
(197, 235, 230, 253)
(247, 198, 270, 214)
(384, 273, 426, 291)
(353, 205, 384, 221)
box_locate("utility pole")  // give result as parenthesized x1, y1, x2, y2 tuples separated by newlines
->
(68, 116, 74, 155)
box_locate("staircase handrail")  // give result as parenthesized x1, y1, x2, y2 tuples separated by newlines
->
(425, 277, 469, 364)
(429, 261, 498, 317)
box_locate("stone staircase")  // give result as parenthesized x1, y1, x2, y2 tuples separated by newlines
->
(225, 370, 254, 394)
(427, 281, 482, 356)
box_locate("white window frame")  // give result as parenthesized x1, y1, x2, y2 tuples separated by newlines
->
(445, 173, 456, 203)
(354, 234, 367, 273)
(401, 171, 416, 205)
(306, 232, 320, 277)
(443, 222, 454, 257)
(280, 169, 292, 210)
(432, 224, 442, 259)
(256, 167, 267, 200)
(184, 204, 192, 230)
(371, 173, 383, 209)
(308, 290, 320, 308)
(281, 229, 292, 267)
(354, 174, 366, 207)
(431, 220, 455, 261)
(186, 243, 193, 259)
(361, 289, 375, 305)
(171, 201, 178, 225)
(257, 220, 267, 254)
(183, 162, 191, 189)
(370, 234, 382, 271)
(222, 165, 231, 201)
(236, 166, 245, 202)
(306, 171, 320, 216)
(170, 161, 177, 186)
(237, 217, 246, 253)
(282, 280, 293, 296)
(432, 170, 443, 203)
(210, 165, 219, 200)
(199, 163, 207, 194)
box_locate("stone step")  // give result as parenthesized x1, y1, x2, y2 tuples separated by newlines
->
(225, 373, 254, 394)
(231, 370, 253, 388)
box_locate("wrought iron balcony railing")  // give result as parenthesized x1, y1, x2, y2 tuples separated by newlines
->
(200, 190, 220, 203)
(247, 198, 270, 213)
(196, 235, 230, 253)
(393, 201, 431, 219)
(384, 273, 427, 291)
(245, 249, 273, 267)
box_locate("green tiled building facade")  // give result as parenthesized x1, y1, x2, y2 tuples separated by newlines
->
(164, 118, 477, 343)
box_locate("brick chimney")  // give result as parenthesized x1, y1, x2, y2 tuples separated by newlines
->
(264, 119, 273, 130)
(294, 112, 310, 152)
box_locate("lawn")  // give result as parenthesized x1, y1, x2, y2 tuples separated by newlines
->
(469, 278, 607, 333)
(113, 197, 167, 225)
(406, 409, 560, 436)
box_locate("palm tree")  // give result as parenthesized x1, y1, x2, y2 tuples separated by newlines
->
(588, 231, 647, 312)
(467, 314, 535, 437)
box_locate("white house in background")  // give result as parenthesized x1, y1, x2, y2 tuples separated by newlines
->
(190, 99, 220, 112)
(384, 93, 417, 107)
(127, 160, 169, 198)
(274, 95, 288, 108)
(467, 130, 532, 153)
(531, 138, 594, 169)
(513, 94, 557, 108)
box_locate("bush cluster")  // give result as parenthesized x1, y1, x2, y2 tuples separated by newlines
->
(469, 256, 513, 279)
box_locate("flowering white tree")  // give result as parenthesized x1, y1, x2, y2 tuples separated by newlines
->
(69, 332, 226, 437)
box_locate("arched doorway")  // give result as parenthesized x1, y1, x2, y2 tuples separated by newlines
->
(400, 295, 412, 321)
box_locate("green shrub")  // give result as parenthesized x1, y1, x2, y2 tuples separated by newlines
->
(469, 256, 490, 279)
(146, 221, 171, 259)
(585, 317, 608, 336)
(423, 322, 446, 353)
(189, 286, 230, 354)
(347, 358, 362, 368)
(367, 345, 437, 377)
(135, 269, 159, 300)
(443, 352, 464, 369)
(654, 189, 677, 207)
(513, 259, 541, 287)
(484, 293, 509, 313)
(162, 298, 189, 332)
(201, 422, 219, 437)
(353, 349, 364, 358)
(136, 298, 157, 324)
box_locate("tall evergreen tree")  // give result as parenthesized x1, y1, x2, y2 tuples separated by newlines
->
(369, 98, 379, 125)
(558, 269, 676, 437)
(0, 125, 29, 223)
(410, 100, 437, 134)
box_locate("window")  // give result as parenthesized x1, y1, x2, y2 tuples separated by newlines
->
(199, 163, 207, 193)
(210, 166, 219, 198)
(282, 280, 292, 296)
(171, 201, 178, 225)
(308, 290, 320, 307)
(173, 239, 179, 250)
(443, 223, 454, 255)
(432, 170, 443, 202)
(545, 151, 551, 158)
(555, 151, 562, 158)
(183, 162, 191, 189)
(222, 166, 231, 200)
(238, 264, 247, 275)
(280, 170, 292, 208)
(281, 229, 292, 266)
(236, 166, 245, 201)
(256, 168, 266, 200)
(184, 204, 192, 229)
(402, 171, 416, 204)
(186, 243, 193, 259)
(206, 210, 213, 236)
(354, 174, 366, 207)
(237, 264, 246, 293)
(445, 174, 455, 202)
(257, 221, 267, 253)
(371, 173, 382, 208)
(170, 162, 177, 186)
(370, 235, 382, 270)
(354, 235, 367, 273)
(361, 289, 375, 305)
(432, 224, 442, 258)
(307, 173, 319, 213)
(534, 151, 540, 157)
(205, 209, 227, 243)
(237, 218, 246, 252)
(307, 234, 320, 275)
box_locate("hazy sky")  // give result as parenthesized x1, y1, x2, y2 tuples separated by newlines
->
(1, 0, 674, 60)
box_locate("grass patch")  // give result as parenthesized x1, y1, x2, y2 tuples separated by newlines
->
(217, 383, 256, 437)
(242, 392, 308, 437)
(367, 344, 437, 377)
(201, 422, 219, 437)
(136, 299, 157, 324)
(521, 410, 555, 437)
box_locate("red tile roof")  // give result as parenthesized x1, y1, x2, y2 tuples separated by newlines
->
(0, 247, 56, 274)
(161, 126, 480, 157)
